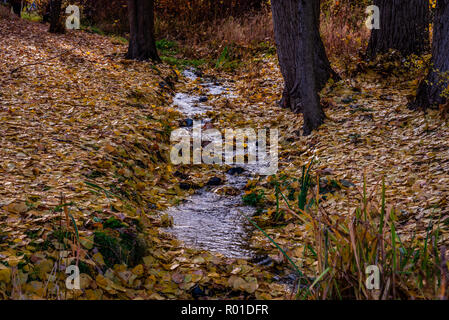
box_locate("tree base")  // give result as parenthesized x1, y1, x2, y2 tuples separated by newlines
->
(12, 3, 21, 16)
(49, 23, 66, 34)
(302, 110, 324, 136)
(125, 51, 161, 63)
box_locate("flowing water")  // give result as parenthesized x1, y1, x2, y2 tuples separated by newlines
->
(164, 69, 259, 259)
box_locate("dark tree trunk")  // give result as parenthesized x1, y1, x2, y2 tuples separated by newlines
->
(42, 2, 51, 23)
(411, 0, 449, 109)
(126, 0, 160, 62)
(48, 0, 65, 34)
(272, 0, 329, 135)
(11, 0, 21, 16)
(366, 0, 429, 58)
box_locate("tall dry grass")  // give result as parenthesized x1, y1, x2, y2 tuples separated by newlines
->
(161, 1, 370, 67)
(320, 2, 370, 62)
(267, 165, 448, 300)
(201, 6, 273, 46)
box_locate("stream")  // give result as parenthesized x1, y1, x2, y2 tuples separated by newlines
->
(164, 69, 259, 259)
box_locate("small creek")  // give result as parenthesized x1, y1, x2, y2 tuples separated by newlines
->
(163, 69, 260, 259)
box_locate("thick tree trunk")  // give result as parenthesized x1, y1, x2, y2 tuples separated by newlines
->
(126, 0, 160, 62)
(298, 0, 324, 135)
(11, 0, 21, 16)
(42, 2, 51, 23)
(367, 0, 429, 58)
(411, 0, 449, 109)
(48, 0, 65, 34)
(272, 0, 327, 135)
(272, 0, 338, 110)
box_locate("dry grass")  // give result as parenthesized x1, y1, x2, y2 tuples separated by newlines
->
(156, 6, 273, 46)
(159, 2, 369, 70)
(320, 3, 370, 63)
(202, 6, 273, 46)
(273, 169, 448, 300)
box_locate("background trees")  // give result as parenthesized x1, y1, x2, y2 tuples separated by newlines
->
(366, 0, 429, 58)
(412, 0, 449, 109)
(6, 0, 447, 127)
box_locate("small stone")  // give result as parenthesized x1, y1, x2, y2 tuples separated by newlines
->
(179, 182, 192, 190)
(227, 167, 245, 175)
(174, 170, 189, 180)
(194, 69, 203, 77)
(206, 177, 222, 186)
(182, 118, 194, 127)
(191, 285, 207, 299)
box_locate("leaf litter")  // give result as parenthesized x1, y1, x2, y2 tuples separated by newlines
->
(1, 16, 449, 300)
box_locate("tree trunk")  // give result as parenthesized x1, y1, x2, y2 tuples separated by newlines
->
(271, 0, 327, 135)
(411, 0, 449, 109)
(366, 0, 429, 58)
(11, 0, 21, 16)
(48, 0, 65, 34)
(126, 0, 160, 62)
(42, 2, 51, 23)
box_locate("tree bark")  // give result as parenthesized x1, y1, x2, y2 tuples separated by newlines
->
(271, 0, 328, 135)
(42, 2, 51, 23)
(366, 0, 429, 58)
(411, 0, 449, 109)
(48, 0, 65, 34)
(11, 0, 21, 16)
(126, 0, 160, 62)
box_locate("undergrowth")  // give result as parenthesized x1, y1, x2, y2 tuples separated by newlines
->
(252, 163, 448, 300)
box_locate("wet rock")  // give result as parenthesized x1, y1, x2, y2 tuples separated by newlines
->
(194, 69, 203, 78)
(206, 177, 222, 186)
(182, 118, 194, 127)
(147, 203, 156, 210)
(174, 170, 189, 180)
(227, 167, 245, 175)
(191, 285, 207, 299)
(179, 182, 191, 190)
(252, 255, 274, 267)
(179, 182, 199, 190)
(214, 186, 240, 196)
(198, 96, 208, 103)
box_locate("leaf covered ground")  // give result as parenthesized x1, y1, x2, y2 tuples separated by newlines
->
(0, 16, 448, 300)
(0, 18, 287, 300)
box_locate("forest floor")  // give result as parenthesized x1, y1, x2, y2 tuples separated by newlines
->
(0, 16, 448, 300)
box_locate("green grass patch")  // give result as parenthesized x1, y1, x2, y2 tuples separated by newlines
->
(21, 11, 42, 23)
(161, 56, 206, 69)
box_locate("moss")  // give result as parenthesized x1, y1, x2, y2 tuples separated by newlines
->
(103, 217, 127, 229)
(94, 228, 147, 268)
